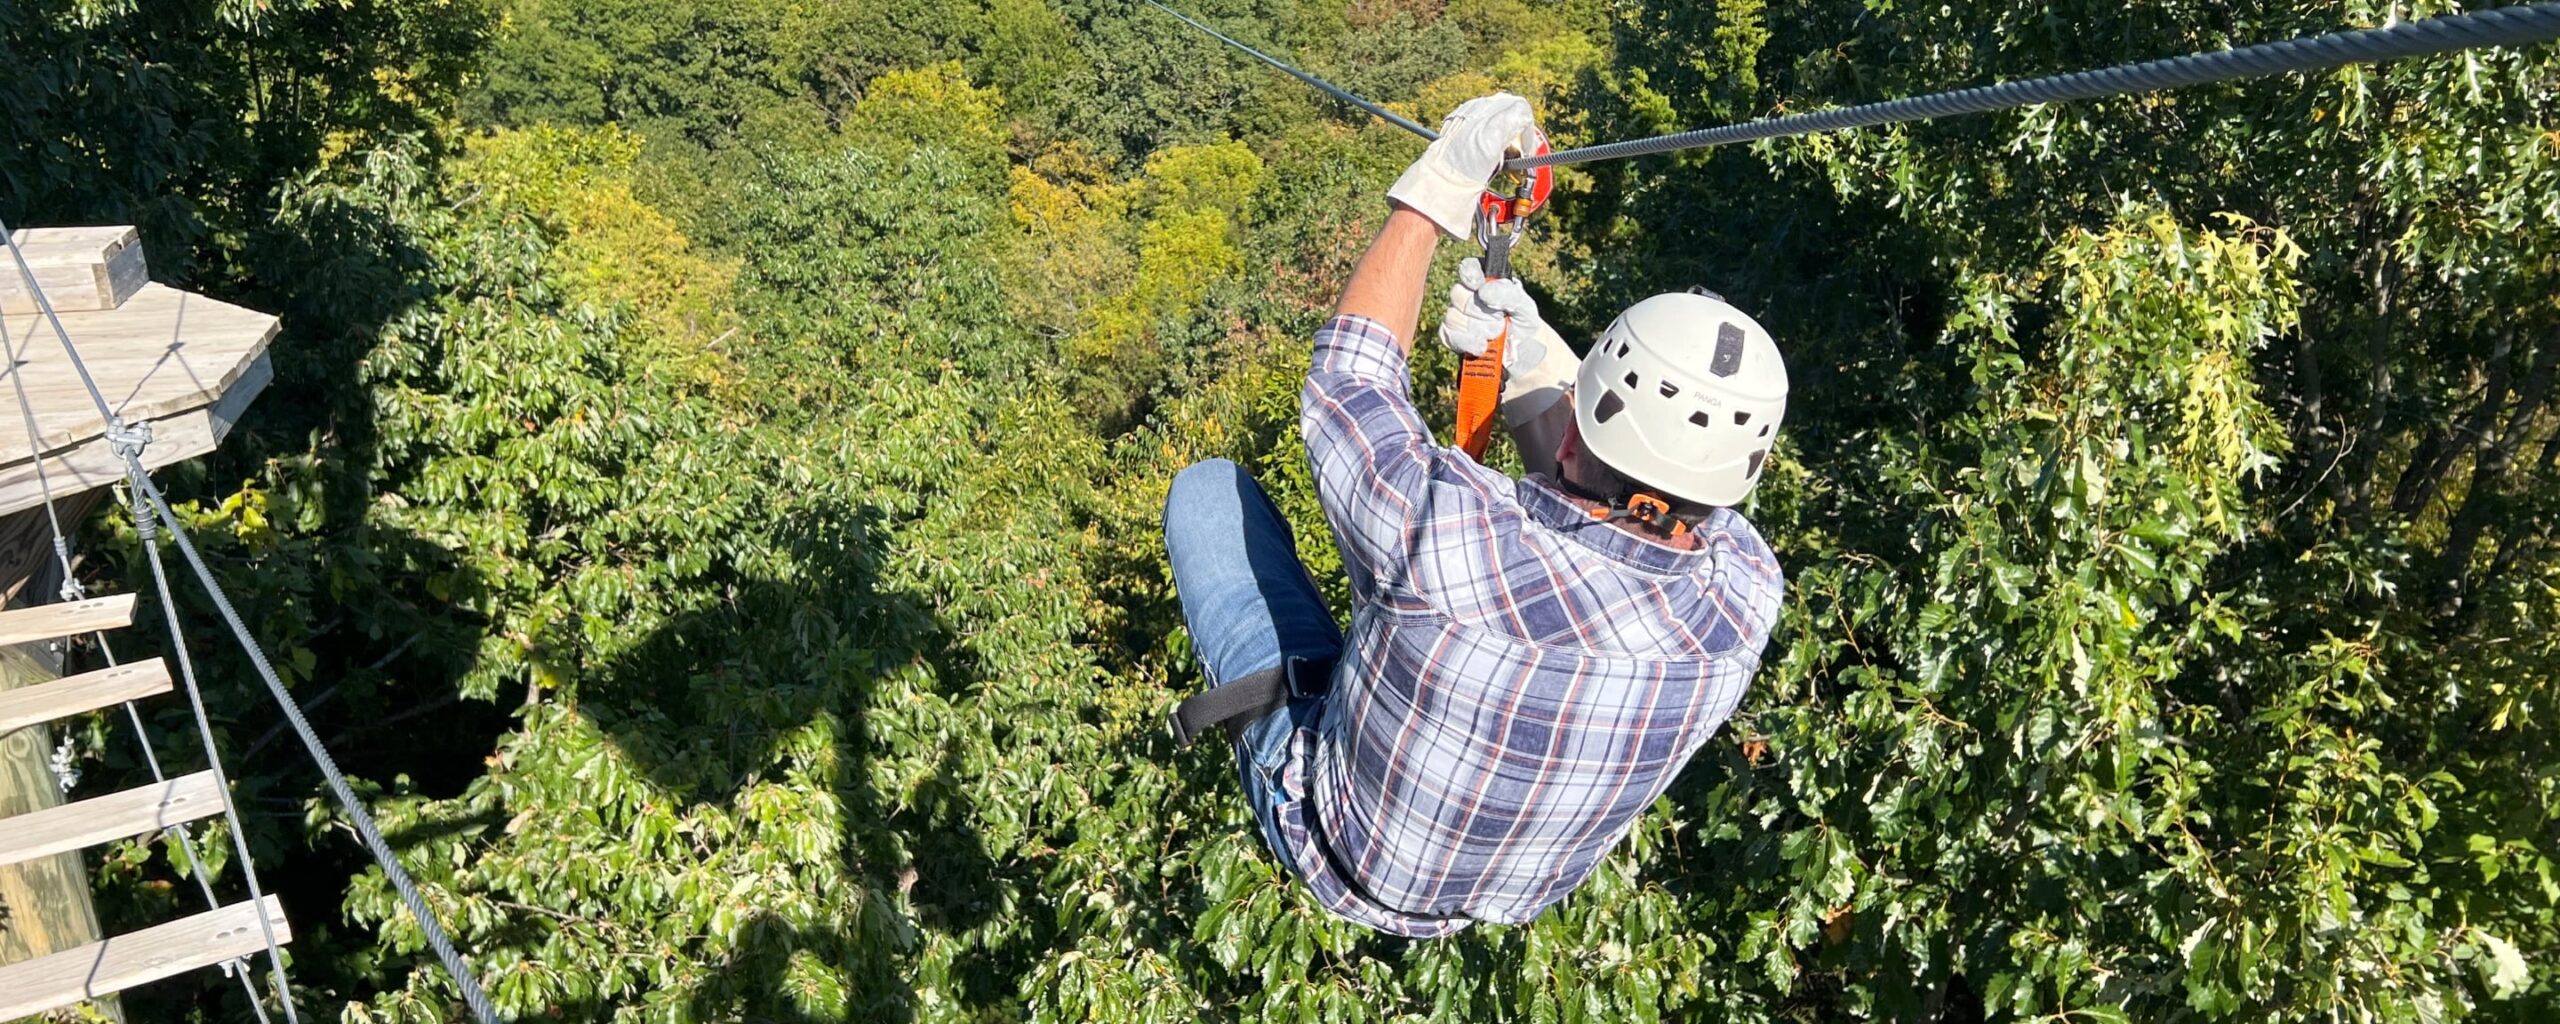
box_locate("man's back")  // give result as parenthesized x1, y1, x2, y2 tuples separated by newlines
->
(1276, 313, 1784, 935)
(1163, 103, 1790, 937)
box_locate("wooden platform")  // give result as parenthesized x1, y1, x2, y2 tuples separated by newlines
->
(0, 226, 287, 1021)
(0, 272, 278, 518)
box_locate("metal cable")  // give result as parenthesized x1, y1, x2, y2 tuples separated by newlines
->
(122, 460, 501, 1024)
(1140, 0, 1440, 140)
(1510, 2, 2560, 170)
(3, 314, 79, 593)
(123, 473, 302, 1024)
(120, 696, 279, 1024)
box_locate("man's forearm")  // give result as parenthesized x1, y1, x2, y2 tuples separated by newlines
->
(1334, 206, 1443, 354)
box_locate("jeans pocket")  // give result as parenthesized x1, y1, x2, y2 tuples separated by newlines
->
(1237, 696, 1326, 860)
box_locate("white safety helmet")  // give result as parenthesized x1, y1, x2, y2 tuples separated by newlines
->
(1572, 291, 1788, 507)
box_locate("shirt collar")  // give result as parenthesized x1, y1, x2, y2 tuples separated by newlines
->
(1515, 476, 1709, 576)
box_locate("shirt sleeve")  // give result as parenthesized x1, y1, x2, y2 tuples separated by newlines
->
(1702, 511, 1787, 659)
(1301, 315, 1439, 589)
(1500, 327, 1580, 480)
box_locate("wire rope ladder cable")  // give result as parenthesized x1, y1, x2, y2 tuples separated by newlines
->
(1, 231, 291, 1022)
(120, 463, 299, 1024)
(1507, 2, 2560, 170)
(0, 217, 501, 1024)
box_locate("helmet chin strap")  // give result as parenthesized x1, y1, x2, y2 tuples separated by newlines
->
(1556, 474, 1704, 539)
(1555, 423, 1707, 540)
(1587, 491, 1702, 539)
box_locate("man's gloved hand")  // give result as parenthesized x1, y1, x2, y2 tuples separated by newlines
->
(1389, 93, 1538, 239)
(1438, 257, 1558, 374)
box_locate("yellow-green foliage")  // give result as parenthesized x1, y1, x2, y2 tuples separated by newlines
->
(2046, 212, 2298, 514)
(1054, 141, 1270, 423)
(1136, 139, 1264, 222)
(1119, 141, 1265, 317)
(461, 125, 744, 391)
(1005, 141, 1136, 338)
(848, 61, 1007, 169)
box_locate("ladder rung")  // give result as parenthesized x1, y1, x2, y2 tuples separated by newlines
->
(0, 593, 137, 646)
(0, 770, 225, 869)
(0, 895, 291, 1020)
(0, 659, 172, 736)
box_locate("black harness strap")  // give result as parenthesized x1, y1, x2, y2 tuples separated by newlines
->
(1170, 654, 1336, 749)
(1170, 666, 1287, 748)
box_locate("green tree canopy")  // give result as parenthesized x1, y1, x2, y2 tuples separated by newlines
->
(5, 0, 2556, 1021)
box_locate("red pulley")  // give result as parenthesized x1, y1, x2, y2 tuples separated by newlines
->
(1476, 129, 1556, 229)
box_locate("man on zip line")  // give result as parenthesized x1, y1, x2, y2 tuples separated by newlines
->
(1163, 93, 1790, 936)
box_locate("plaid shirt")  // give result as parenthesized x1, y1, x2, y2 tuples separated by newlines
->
(1277, 314, 1784, 937)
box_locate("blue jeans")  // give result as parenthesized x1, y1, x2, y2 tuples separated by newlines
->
(1164, 459, 1345, 859)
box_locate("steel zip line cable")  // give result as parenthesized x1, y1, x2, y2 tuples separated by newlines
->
(1508, 2, 2560, 170)
(1139, 0, 1439, 140)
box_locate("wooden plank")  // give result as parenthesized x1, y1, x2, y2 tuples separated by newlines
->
(0, 593, 135, 646)
(0, 353, 272, 518)
(0, 770, 225, 869)
(0, 896, 290, 1020)
(0, 659, 169, 736)
(0, 227, 146, 315)
(0, 282, 280, 458)
(2, 228, 138, 268)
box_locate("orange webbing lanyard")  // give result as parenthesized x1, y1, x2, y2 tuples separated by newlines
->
(1452, 136, 1553, 462)
(1588, 491, 1694, 538)
(1453, 337, 1507, 460)
(1451, 226, 1512, 461)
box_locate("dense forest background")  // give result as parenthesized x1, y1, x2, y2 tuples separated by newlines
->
(4, 0, 2557, 1020)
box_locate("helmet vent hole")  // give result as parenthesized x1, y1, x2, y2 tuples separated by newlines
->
(1596, 391, 1627, 424)
(1658, 381, 1680, 399)
(1623, 371, 1640, 389)
(1687, 411, 1713, 428)
(1733, 411, 1751, 425)
(1747, 449, 1766, 477)
(1615, 341, 1631, 357)
(1759, 424, 1771, 437)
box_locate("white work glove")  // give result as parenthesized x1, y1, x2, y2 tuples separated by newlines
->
(1439, 257, 1581, 472)
(1389, 93, 1539, 239)
(1438, 257, 1559, 375)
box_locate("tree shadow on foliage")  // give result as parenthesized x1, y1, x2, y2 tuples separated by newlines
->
(182, 176, 1031, 1018)
(212, 167, 523, 802)
(82, 174, 537, 1022)
(551, 500, 1016, 1020)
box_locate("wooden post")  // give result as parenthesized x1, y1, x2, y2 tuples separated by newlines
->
(0, 305, 121, 1023)
(0, 580, 126, 1023)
